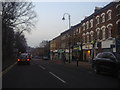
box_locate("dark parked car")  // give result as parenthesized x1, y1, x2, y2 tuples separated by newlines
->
(43, 56, 49, 60)
(92, 52, 120, 78)
(17, 53, 31, 65)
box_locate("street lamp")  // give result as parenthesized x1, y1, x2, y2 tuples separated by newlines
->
(62, 13, 71, 63)
(62, 13, 71, 29)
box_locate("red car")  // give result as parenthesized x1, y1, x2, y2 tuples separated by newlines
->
(17, 53, 31, 65)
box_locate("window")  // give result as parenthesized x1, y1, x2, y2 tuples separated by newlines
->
(79, 27, 81, 33)
(107, 10, 112, 20)
(114, 53, 120, 61)
(90, 19, 93, 28)
(96, 28, 100, 41)
(107, 24, 113, 39)
(86, 32, 90, 43)
(90, 31, 94, 41)
(86, 21, 89, 29)
(82, 23, 85, 31)
(82, 33, 86, 44)
(116, 4, 120, 16)
(101, 13, 105, 23)
(96, 15, 100, 25)
(96, 53, 103, 58)
(101, 26, 106, 40)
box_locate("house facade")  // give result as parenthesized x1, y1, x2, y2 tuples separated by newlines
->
(50, 2, 120, 62)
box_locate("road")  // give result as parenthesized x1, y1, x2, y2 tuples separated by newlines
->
(2, 58, 120, 88)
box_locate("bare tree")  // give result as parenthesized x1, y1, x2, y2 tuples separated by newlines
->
(2, 2, 37, 35)
(2, 2, 37, 68)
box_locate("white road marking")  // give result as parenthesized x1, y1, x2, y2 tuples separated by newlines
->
(88, 71, 92, 74)
(49, 72, 66, 84)
(39, 65, 46, 70)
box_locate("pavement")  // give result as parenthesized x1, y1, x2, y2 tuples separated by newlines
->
(50, 60, 92, 71)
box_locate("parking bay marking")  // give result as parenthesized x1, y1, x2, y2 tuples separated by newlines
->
(49, 72, 66, 84)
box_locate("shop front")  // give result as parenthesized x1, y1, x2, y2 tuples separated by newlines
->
(72, 45, 83, 61)
(82, 44, 93, 62)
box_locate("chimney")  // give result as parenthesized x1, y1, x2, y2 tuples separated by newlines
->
(94, 7, 102, 12)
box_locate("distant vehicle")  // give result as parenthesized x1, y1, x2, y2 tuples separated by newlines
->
(43, 56, 49, 60)
(33, 56, 42, 59)
(92, 52, 120, 78)
(17, 53, 31, 65)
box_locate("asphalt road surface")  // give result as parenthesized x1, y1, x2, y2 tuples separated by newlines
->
(2, 58, 120, 88)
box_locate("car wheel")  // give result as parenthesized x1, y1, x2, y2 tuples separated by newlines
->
(93, 65, 100, 74)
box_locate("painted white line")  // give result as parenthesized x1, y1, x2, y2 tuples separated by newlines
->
(49, 72, 66, 84)
(39, 65, 46, 70)
(0, 62, 17, 78)
(88, 71, 92, 74)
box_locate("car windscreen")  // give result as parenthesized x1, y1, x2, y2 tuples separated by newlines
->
(113, 53, 120, 61)
(18, 55, 28, 59)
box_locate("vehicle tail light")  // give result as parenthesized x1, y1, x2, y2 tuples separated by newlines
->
(27, 59, 30, 61)
(18, 59, 20, 61)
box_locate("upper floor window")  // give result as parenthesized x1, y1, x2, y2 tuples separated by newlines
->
(116, 4, 120, 16)
(82, 23, 85, 31)
(82, 33, 86, 44)
(107, 24, 113, 39)
(101, 13, 105, 23)
(107, 10, 112, 20)
(90, 31, 94, 41)
(86, 32, 90, 43)
(79, 27, 81, 33)
(86, 21, 89, 29)
(96, 15, 100, 25)
(101, 26, 106, 40)
(90, 19, 93, 28)
(96, 28, 100, 41)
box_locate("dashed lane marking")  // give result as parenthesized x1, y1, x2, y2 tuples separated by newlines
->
(49, 72, 66, 84)
(39, 65, 46, 70)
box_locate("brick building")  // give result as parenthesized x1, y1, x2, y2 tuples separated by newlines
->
(50, 2, 120, 62)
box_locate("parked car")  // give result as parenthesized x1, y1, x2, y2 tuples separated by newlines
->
(92, 52, 120, 78)
(17, 53, 31, 65)
(43, 56, 49, 60)
(33, 56, 42, 59)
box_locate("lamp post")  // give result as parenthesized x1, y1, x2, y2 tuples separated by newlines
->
(62, 13, 71, 63)
(62, 13, 71, 29)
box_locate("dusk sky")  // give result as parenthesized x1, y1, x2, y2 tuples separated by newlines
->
(24, 1, 112, 47)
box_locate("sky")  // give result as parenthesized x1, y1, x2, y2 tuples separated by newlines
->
(24, 1, 112, 48)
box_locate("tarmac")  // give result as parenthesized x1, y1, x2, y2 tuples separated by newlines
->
(49, 60, 92, 71)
